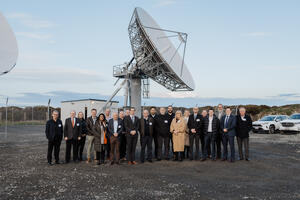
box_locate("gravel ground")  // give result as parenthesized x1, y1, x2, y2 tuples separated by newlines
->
(0, 125, 299, 200)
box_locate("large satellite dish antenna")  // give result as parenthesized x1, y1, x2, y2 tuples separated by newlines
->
(100, 7, 195, 116)
(0, 12, 18, 76)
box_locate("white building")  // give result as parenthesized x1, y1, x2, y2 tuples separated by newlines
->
(60, 99, 119, 123)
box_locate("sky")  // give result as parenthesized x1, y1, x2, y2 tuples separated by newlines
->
(0, 0, 300, 107)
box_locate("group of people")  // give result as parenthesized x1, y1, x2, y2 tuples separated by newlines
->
(45, 104, 252, 166)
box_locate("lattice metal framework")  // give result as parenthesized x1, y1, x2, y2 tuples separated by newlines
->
(127, 9, 192, 91)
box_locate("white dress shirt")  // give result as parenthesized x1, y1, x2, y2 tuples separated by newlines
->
(208, 116, 213, 132)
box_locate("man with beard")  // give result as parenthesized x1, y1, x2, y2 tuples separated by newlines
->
(215, 104, 225, 159)
(167, 105, 175, 158)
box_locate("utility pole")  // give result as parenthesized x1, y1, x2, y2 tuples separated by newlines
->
(47, 99, 51, 120)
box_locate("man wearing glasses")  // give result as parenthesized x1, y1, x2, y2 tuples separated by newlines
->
(45, 110, 63, 165)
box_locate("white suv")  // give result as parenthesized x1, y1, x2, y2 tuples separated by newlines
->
(252, 115, 289, 134)
(279, 113, 300, 134)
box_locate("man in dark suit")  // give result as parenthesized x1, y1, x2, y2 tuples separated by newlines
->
(215, 104, 225, 159)
(86, 108, 98, 163)
(149, 107, 158, 159)
(220, 107, 237, 162)
(45, 110, 63, 165)
(119, 111, 127, 161)
(202, 108, 220, 161)
(156, 107, 170, 161)
(167, 105, 175, 158)
(64, 110, 82, 163)
(124, 107, 140, 165)
(187, 107, 203, 160)
(236, 107, 252, 161)
(139, 110, 154, 163)
(108, 112, 123, 165)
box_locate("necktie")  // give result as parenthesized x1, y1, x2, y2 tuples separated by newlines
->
(194, 114, 196, 120)
(131, 116, 134, 123)
(72, 118, 74, 128)
(225, 116, 229, 128)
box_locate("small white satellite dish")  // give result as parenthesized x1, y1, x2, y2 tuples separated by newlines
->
(0, 12, 18, 75)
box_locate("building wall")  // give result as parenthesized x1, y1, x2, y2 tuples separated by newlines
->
(61, 100, 118, 124)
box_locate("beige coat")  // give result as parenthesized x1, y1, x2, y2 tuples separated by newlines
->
(170, 117, 186, 152)
(184, 117, 190, 146)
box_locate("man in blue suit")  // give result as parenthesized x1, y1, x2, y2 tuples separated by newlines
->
(220, 107, 237, 162)
(108, 112, 123, 165)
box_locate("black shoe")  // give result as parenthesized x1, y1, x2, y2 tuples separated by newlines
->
(48, 162, 53, 166)
(147, 159, 153, 163)
(55, 161, 60, 164)
(65, 160, 70, 164)
(245, 158, 250, 161)
(157, 159, 161, 161)
(111, 161, 115, 165)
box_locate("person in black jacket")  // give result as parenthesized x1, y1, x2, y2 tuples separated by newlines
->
(45, 110, 63, 165)
(64, 110, 82, 163)
(77, 111, 87, 161)
(236, 107, 252, 161)
(139, 110, 154, 163)
(167, 105, 175, 158)
(202, 108, 220, 161)
(119, 111, 127, 161)
(156, 107, 170, 161)
(187, 107, 203, 160)
(123, 107, 140, 165)
(149, 107, 159, 159)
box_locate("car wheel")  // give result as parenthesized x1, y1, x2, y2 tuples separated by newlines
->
(269, 125, 275, 134)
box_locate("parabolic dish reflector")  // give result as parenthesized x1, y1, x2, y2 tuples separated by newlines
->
(0, 12, 18, 75)
(129, 7, 195, 91)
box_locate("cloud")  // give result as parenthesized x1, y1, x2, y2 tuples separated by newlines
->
(261, 65, 299, 71)
(6, 12, 55, 29)
(16, 32, 52, 40)
(155, 0, 177, 7)
(242, 32, 272, 37)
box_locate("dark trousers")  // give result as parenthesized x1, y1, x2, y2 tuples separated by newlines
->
(140, 136, 153, 162)
(201, 134, 211, 157)
(106, 138, 111, 159)
(110, 136, 120, 162)
(96, 151, 105, 162)
(157, 135, 170, 159)
(65, 139, 78, 162)
(126, 134, 138, 162)
(189, 134, 200, 160)
(78, 136, 86, 160)
(204, 132, 217, 159)
(169, 133, 174, 156)
(153, 133, 159, 159)
(183, 146, 190, 159)
(222, 134, 235, 161)
(120, 133, 127, 159)
(237, 137, 249, 159)
(216, 133, 222, 158)
(47, 139, 61, 163)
